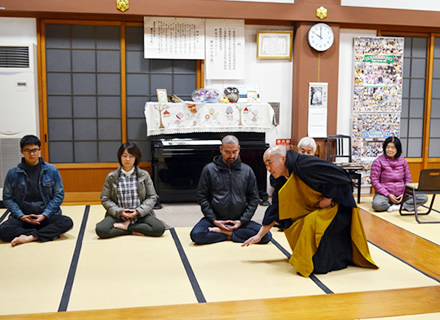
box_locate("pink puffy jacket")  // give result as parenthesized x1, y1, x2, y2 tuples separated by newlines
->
(370, 154, 411, 197)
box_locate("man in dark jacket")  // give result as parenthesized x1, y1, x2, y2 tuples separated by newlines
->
(190, 135, 271, 245)
(0, 135, 73, 247)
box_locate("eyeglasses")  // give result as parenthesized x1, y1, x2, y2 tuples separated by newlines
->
(22, 148, 40, 154)
(122, 154, 135, 160)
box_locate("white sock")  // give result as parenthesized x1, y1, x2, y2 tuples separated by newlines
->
(387, 204, 401, 212)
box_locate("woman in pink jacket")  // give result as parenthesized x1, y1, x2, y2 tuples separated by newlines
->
(371, 137, 428, 212)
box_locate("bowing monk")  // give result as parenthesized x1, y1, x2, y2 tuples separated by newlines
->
(242, 146, 378, 277)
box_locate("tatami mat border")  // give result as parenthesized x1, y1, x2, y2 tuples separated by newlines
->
(269, 237, 291, 258)
(0, 210, 9, 223)
(368, 241, 440, 284)
(270, 237, 334, 294)
(169, 228, 206, 303)
(361, 205, 440, 246)
(58, 205, 90, 312)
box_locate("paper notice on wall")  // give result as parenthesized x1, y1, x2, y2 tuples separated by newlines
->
(144, 17, 205, 59)
(205, 19, 245, 79)
(308, 82, 328, 137)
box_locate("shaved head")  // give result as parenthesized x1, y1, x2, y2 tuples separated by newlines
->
(222, 135, 239, 146)
(263, 146, 289, 179)
(264, 145, 286, 159)
(220, 135, 240, 166)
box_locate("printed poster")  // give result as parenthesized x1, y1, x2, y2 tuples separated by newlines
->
(144, 17, 205, 59)
(205, 19, 245, 79)
(352, 36, 404, 185)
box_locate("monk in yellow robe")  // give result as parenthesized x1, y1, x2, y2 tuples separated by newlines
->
(242, 146, 377, 277)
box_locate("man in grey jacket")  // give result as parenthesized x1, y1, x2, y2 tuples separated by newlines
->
(190, 135, 271, 245)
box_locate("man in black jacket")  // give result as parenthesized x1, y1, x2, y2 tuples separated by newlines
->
(190, 135, 272, 245)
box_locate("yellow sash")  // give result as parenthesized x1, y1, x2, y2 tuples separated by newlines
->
(279, 174, 323, 220)
(278, 173, 378, 277)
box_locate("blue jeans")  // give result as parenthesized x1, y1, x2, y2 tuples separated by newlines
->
(190, 218, 272, 245)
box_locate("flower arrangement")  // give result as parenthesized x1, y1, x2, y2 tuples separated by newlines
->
(192, 88, 221, 103)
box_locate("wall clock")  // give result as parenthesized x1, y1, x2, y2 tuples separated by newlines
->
(307, 23, 334, 52)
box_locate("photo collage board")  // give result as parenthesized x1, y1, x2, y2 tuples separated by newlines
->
(352, 36, 404, 185)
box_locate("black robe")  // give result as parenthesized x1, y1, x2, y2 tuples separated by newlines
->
(264, 150, 364, 275)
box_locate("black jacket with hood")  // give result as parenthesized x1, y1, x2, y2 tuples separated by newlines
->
(197, 155, 259, 224)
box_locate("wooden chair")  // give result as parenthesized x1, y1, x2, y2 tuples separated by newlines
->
(399, 168, 440, 224)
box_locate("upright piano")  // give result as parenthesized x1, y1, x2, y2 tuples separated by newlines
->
(151, 133, 269, 206)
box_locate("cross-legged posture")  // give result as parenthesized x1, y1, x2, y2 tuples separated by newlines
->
(242, 146, 378, 277)
(190, 135, 271, 245)
(0, 135, 73, 247)
(371, 136, 428, 212)
(96, 142, 166, 239)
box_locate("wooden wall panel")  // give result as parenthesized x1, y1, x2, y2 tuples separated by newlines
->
(4, 0, 440, 29)
(291, 22, 340, 144)
(56, 162, 152, 204)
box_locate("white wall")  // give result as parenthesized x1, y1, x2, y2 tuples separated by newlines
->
(0, 17, 37, 45)
(337, 29, 377, 135)
(206, 25, 293, 147)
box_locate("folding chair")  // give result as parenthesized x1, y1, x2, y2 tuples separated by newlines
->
(399, 168, 440, 224)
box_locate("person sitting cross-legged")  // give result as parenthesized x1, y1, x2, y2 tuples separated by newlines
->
(0, 135, 73, 247)
(95, 142, 166, 239)
(190, 135, 272, 245)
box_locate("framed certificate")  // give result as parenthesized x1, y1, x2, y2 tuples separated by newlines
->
(257, 30, 293, 59)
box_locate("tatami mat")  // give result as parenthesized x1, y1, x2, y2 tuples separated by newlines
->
(314, 244, 439, 293)
(1, 203, 439, 316)
(0, 206, 85, 316)
(270, 228, 439, 293)
(358, 197, 440, 245)
(174, 227, 325, 302)
(66, 205, 197, 311)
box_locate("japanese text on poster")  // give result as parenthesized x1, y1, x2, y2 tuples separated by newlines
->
(308, 82, 328, 138)
(144, 17, 205, 59)
(205, 19, 245, 79)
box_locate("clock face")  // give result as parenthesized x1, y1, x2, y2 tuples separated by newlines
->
(307, 23, 334, 52)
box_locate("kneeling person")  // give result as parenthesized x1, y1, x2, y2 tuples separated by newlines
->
(0, 135, 73, 247)
(190, 135, 271, 245)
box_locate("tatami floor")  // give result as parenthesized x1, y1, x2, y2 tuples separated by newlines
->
(0, 196, 440, 319)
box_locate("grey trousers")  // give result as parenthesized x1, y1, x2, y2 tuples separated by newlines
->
(95, 214, 165, 239)
(372, 193, 429, 212)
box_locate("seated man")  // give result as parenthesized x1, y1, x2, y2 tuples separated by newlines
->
(190, 135, 271, 245)
(243, 146, 377, 277)
(0, 135, 73, 247)
(297, 136, 317, 156)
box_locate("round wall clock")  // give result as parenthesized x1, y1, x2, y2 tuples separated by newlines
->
(307, 23, 334, 52)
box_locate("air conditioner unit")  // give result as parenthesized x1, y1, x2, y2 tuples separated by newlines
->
(0, 44, 39, 139)
(0, 44, 38, 201)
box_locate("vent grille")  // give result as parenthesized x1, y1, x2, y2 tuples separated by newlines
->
(0, 138, 21, 189)
(0, 46, 30, 68)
